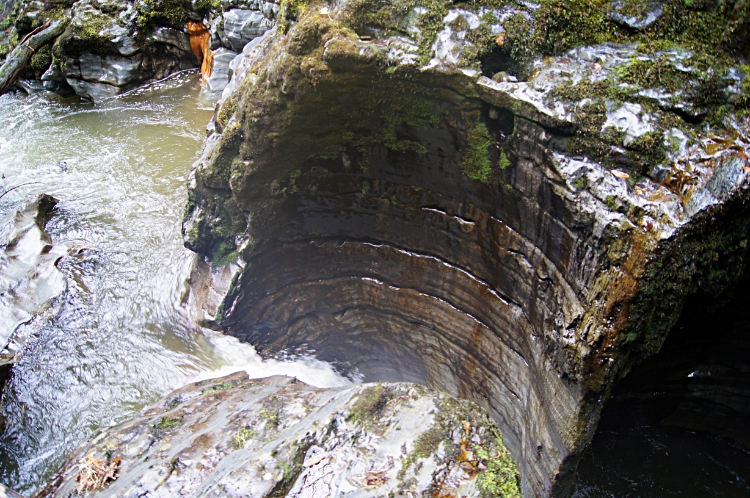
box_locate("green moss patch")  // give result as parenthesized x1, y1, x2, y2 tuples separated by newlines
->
(347, 384, 395, 429)
(399, 396, 521, 498)
(137, 0, 189, 29)
(460, 122, 494, 183)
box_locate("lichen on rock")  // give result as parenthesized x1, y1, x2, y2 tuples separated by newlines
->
(33, 374, 522, 498)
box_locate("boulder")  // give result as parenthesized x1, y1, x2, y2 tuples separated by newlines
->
(33, 373, 521, 498)
(219, 8, 273, 52)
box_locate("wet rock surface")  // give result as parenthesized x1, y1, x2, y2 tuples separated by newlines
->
(0, 0, 278, 99)
(0, 194, 83, 435)
(181, 0, 750, 496)
(0, 195, 73, 369)
(34, 373, 521, 498)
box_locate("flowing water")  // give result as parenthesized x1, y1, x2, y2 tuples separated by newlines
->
(0, 71, 352, 495)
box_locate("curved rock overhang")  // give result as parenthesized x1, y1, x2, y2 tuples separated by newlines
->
(182, 3, 750, 496)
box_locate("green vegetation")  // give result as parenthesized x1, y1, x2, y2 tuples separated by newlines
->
(260, 407, 281, 428)
(211, 241, 239, 269)
(217, 98, 238, 130)
(29, 43, 52, 75)
(202, 381, 236, 394)
(346, 384, 394, 429)
(499, 150, 511, 170)
(312, 93, 439, 162)
(572, 176, 588, 190)
(65, 13, 117, 57)
(398, 396, 521, 497)
(234, 428, 257, 448)
(605, 195, 618, 211)
(460, 122, 494, 183)
(475, 411, 522, 498)
(137, 0, 189, 29)
(194, 0, 221, 13)
(154, 416, 182, 431)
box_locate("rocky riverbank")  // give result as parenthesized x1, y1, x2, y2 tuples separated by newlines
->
(33, 373, 522, 498)
(0, 0, 278, 99)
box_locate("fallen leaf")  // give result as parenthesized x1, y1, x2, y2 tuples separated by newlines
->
(743, 166, 750, 173)
(462, 420, 471, 433)
(706, 142, 727, 155)
(610, 170, 630, 178)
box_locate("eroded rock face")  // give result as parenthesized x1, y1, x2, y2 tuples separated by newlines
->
(0, 0, 278, 99)
(34, 373, 521, 498)
(182, 0, 750, 496)
(0, 195, 78, 366)
(0, 194, 84, 433)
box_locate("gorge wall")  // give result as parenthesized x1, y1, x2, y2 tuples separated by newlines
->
(2, 0, 750, 496)
(182, 1, 750, 496)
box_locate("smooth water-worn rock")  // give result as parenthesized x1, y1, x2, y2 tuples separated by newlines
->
(34, 373, 521, 498)
(0, 195, 69, 362)
(0, 194, 85, 432)
(182, 1, 750, 496)
(0, 0, 278, 99)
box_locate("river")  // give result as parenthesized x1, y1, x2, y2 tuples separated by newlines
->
(0, 71, 351, 495)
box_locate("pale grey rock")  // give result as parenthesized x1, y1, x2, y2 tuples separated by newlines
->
(219, 28, 274, 101)
(101, 24, 139, 56)
(602, 102, 655, 146)
(204, 47, 238, 96)
(41, 64, 71, 93)
(0, 195, 75, 367)
(76, 52, 144, 87)
(15, 79, 45, 93)
(261, 1, 278, 20)
(426, 9, 481, 70)
(609, 0, 665, 30)
(151, 26, 193, 53)
(35, 374, 520, 498)
(65, 76, 121, 100)
(220, 8, 273, 52)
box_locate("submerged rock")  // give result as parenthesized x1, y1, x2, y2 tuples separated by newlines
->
(34, 373, 521, 498)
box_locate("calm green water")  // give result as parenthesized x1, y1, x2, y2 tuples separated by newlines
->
(0, 72, 349, 495)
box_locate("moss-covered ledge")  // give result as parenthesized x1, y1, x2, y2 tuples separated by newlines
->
(183, 0, 750, 496)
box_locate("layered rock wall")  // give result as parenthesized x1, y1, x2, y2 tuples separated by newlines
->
(182, 1, 750, 496)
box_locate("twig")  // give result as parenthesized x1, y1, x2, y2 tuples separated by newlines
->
(0, 182, 39, 201)
(643, 32, 662, 84)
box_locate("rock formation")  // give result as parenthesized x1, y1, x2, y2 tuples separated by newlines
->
(0, 194, 85, 431)
(180, 0, 750, 496)
(0, 0, 279, 99)
(33, 373, 522, 498)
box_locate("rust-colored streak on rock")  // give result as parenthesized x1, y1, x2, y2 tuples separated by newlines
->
(188, 21, 213, 79)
